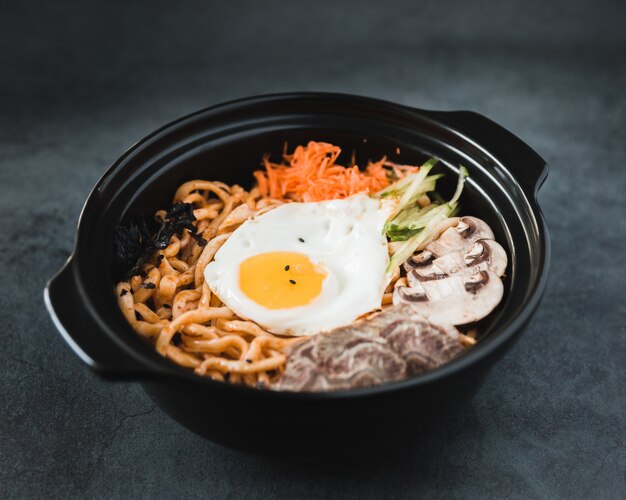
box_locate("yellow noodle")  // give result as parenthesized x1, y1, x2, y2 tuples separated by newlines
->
(156, 274, 178, 308)
(158, 256, 179, 276)
(182, 335, 248, 356)
(182, 193, 207, 206)
(165, 344, 202, 368)
(115, 175, 463, 389)
(172, 289, 202, 318)
(217, 203, 256, 234)
(181, 323, 220, 339)
(194, 354, 287, 375)
(156, 307, 235, 353)
(132, 268, 161, 303)
(173, 180, 231, 204)
(193, 207, 220, 221)
(217, 319, 273, 338)
(130, 275, 142, 292)
(133, 321, 167, 338)
(207, 370, 225, 382)
(459, 334, 477, 346)
(156, 306, 172, 320)
(209, 294, 222, 308)
(193, 232, 231, 288)
(176, 269, 195, 287)
(134, 303, 162, 323)
(201, 195, 242, 241)
(163, 236, 181, 258)
(116, 283, 167, 338)
(179, 229, 192, 248)
(168, 260, 189, 274)
(198, 281, 212, 309)
(116, 282, 136, 323)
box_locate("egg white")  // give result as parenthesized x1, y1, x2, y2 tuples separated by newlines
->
(204, 194, 392, 335)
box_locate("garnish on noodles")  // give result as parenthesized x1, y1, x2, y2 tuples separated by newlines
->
(114, 141, 508, 391)
(114, 202, 206, 279)
(253, 141, 417, 202)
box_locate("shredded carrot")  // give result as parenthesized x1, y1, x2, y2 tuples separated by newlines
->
(254, 141, 418, 202)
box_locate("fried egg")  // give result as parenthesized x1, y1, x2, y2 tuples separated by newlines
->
(204, 194, 393, 335)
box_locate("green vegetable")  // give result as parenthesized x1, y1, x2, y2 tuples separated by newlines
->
(377, 160, 442, 221)
(386, 203, 445, 241)
(384, 166, 468, 281)
(378, 158, 439, 197)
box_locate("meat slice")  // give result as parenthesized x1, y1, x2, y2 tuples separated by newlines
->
(275, 328, 406, 392)
(368, 305, 464, 374)
(379, 317, 464, 375)
(275, 305, 464, 392)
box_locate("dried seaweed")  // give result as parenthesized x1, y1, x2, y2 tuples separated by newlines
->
(114, 203, 207, 280)
(113, 218, 154, 280)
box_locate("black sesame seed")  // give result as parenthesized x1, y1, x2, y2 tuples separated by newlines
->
(120, 289, 128, 296)
(284, 265, 290, 271)
(162, 304, 171, 309)
(245, 359, 252, 364)
(298, 237, 305, 242)
(289, 279, 296, 285)
(139, 282, 156, 289)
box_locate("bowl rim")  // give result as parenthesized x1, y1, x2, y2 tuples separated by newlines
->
(48, 91, 551, 400)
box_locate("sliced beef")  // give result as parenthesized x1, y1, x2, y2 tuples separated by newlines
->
(276, 328, 406, 392)
(379, 317, 464, 375)
(275, 305, 464, 392)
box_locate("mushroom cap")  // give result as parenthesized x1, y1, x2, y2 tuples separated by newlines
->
(462, 239, 508, 277)
(456, 216, 495, 241)
(406, 239, 508, 284)
(393, 270, 504, 325)
(426, 216, 495, 257)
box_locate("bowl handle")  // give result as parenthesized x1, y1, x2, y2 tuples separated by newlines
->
(418, 110, 548, 196)
(44, 258, 147, 379)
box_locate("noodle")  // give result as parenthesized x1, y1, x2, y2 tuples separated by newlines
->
(115, 182, 320, 388)
(115, 152, 412, 387)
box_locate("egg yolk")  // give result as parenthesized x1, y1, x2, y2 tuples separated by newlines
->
(239, 252, 327, 309)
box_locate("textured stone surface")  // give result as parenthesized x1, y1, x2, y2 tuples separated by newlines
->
(1, 1, 624, 498)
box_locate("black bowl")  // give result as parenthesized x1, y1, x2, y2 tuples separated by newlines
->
(45, 93, 549, 454)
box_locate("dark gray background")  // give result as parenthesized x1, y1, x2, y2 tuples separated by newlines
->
(1, 1, 624, 498)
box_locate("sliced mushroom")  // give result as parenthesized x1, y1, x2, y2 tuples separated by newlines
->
(461, 239, 507, 276)
(455, 216, 495, 241)
(394, 215, 507, 326)
(406, 239, 507, 285)
(393, 270, 503, 325)
(403, 249, 436, 271)
(425, 216, 495, 257)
